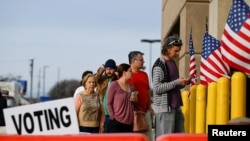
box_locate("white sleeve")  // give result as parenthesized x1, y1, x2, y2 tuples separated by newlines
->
(73, 86, 84, 98)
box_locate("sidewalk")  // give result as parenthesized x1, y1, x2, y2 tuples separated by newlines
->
(0, 126, 6, 134)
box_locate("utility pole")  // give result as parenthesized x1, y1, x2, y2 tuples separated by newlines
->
(29, 58, 34, 102)
(37, 68, 41, 100)
(141, 39, 161, 83)
(43, 65, 49, 96)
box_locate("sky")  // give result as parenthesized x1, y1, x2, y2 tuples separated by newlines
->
(0, 0, 162, 99)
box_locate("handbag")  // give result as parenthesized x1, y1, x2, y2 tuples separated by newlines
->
(133, 109, 149, 132)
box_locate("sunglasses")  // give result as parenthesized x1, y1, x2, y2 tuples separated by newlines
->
(167, 40, 182, 46)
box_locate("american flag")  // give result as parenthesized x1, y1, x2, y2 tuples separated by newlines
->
(220, 0, 250, 74)
(189, 30, 197, 86)
(200, 32, 230, 86)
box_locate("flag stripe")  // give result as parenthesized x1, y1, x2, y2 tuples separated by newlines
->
(222, 23, 250, 58)
(240, 18, 250, 50)
(222, 54, 250, 73)
(189, 29, 197, 86)
(200, 66, 218, 84)
(220, 0, 250, 74)
(239, 22, 250, 40)
(221, 39, 250, 65)
(221, 24, 250, 71)
(208, 49, 230, 74)
(200, 59, 223, 79)
(200, 31, 230, 86)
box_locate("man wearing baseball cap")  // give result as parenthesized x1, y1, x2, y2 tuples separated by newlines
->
(95, 59, 118, 133)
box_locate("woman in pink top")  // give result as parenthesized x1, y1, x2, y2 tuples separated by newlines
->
(107, 63, 138, 133)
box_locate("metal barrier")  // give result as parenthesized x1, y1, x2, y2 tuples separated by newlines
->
(231, 72, 246, 119)
(156, 134, 207, 141)
(0, 133, 148, 141)
(195, 85, 206, 133)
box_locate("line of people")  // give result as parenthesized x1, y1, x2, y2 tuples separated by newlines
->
(73, 35, 191, 141)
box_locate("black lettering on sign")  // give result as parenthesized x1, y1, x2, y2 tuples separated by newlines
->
(34, 110, 43, 131)
(11, 114, 22, 134)
(23, 113, 34, 133)
(10, 106, 72, 134)
(48, 108, 60, 129)
(60, 106, 71, 127)
(44, 109, 50, 130)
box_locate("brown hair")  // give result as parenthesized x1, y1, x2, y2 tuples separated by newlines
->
(161, 34, 182, 55)
(116, 63, 130, 78)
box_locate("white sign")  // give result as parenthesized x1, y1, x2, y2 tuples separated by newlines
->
(3, 97, 79, 135)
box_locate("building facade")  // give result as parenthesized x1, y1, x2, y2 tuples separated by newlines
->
(161, 0, 250, 90)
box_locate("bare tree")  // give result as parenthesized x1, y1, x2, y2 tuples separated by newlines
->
(48, 79, 79, 100)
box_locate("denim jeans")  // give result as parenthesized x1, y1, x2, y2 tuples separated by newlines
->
(104, 115, 110, 133)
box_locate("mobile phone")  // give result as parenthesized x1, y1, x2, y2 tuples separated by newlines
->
(130, 91, 138, 99)
(188, 77, 197, 81)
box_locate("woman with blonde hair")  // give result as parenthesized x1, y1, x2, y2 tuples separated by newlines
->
(75, 73, 105, 133)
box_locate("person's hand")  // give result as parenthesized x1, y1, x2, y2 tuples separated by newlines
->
(130, 95, 138, 103)
(179, 77, 189, 86)
(130, 91, 138, 103)
(149, 107, 154, 117)
(101, 64, 105, 68)
(185, 78, 192, 85)
(185, 77, 197, 85)
(99, 125, 104, 133)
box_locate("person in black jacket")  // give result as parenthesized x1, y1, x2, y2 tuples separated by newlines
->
(0, 88, 8, 126)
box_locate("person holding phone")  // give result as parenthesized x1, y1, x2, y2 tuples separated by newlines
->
(107, 63, 138, 133)
(151, 34, 190, 138)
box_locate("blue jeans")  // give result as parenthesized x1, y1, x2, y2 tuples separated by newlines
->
(104, 115, 110, 133)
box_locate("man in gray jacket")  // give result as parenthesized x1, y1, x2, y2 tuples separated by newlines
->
(151, 34, 190, 138)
